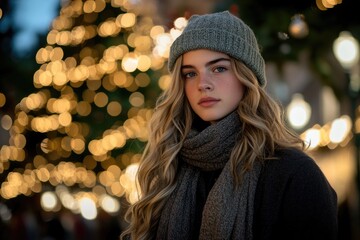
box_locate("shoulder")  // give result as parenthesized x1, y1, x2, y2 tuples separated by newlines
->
(254, 147, 338, 239)
(261, 147, 322, 180)
(259, 147, 336, 200)
(260, 147, 336, 201)
(272, 147, 314, 165)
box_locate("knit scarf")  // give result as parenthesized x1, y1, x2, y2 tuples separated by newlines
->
(156, 112, 261, 240)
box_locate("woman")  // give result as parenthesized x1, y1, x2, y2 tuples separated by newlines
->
(122, 11, 338, 240)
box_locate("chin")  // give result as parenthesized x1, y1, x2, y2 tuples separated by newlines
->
(198, 114, 224, 124)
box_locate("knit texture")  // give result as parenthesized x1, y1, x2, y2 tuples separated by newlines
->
(156, 112, 262, 240)
(168, 11, 266, 86)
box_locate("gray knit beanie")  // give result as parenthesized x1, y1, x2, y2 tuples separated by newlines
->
(168, 11, 266, 86)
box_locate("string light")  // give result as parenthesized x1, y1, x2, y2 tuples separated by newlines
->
(0, 0, 174, 215)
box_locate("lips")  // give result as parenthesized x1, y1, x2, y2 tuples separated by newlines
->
(198, 97, 220, 107)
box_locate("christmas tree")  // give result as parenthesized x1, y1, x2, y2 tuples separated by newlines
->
(0, 0, 185, 224)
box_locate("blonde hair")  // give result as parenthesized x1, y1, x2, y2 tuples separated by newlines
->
(121, 56, 303, 239)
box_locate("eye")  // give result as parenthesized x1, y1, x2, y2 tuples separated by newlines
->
(214, 66, 227, 73)
(182, 71, 196, 79)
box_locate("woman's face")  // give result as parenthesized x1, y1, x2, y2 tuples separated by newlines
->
(181, 49, 245, 124)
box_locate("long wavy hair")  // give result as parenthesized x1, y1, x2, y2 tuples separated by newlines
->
(121, 56, 304, 240)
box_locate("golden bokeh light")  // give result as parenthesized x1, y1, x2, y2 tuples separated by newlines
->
(83, 0, 96, 13)
(11, 134, 26, 149)
(98, 19, 120, 37)
(94, 92, 109, 107)
(134, 36, 152, 52)
(77, 101, 92, 116)
(137, 55, 152, 72)
(135, 73, 151, 87)
(107, 101, 122, 116)
(41, 191, 58, 211)
(316, 0, 342, 10)
(122, 53, 138, 72)
(158, 74, 171, 90)
(118, 13, 136, 28)
(1, 0, 173, 217)
(1, 115, 12, 131)
(0, 92, 6, 107)
(129, 92, 144, 107)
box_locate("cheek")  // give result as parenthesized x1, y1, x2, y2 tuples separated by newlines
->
(184, 83, 194, 100)
(225, 79, 245, 103)
(184, 85, 199, 109)
(237, 84, 245, 100)
(232, 78, 245, 97)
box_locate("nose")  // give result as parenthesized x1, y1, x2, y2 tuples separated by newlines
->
(198, 73, 213, 91)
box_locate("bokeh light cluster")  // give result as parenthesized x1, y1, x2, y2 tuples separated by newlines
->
(0, 0, 184, 219)
(302, 115, 353, 150)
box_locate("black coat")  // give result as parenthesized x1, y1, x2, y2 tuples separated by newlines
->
(253, 148, 338, 240)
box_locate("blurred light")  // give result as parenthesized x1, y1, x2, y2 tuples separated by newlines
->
(302, 128, 321, 150)
(41, 191, 58, 211)
(289, 14, 309, 38)
(33, 155, 47, 168)
(98, 19, 120, 37)
(12, 134, 26, 148)
(122, 53, 138, 72)
(83, 0, 96, 13)
(135, 73, 150, 87)
(56, 186, 78, 211)
(134, 36, 151, 52)
(71, 138, 85, 154)
(316, 0, 342, 10)
(79, 197, 97, 220)
(286, 94, 311, 129)
(0, 203, 12, 222)
(153, 33, 172, 58)
(150, 25, 165, 39)
(77, 101, 92, 116)
(119, 13, 136, 28)
(333, 31, 360, 70)
(0, 93, 6, 107)
(59, 112, 72, 126)
(129, 92, 144, 107)
(316, 0, 327, 10)
(158, 75, 171, 90)
(174, 17, 187, 30)
(107, 101, 122, 116)
(137, 55, 151, 72)
(322, 0, 334, 8)
(329, 116, 351, 143)
(1, 115, 13, 130)
(94, 92, 108, 107)
(120, 163, 139, 204)
(2, 0, 172, 211)
(100, 195, 120, 213)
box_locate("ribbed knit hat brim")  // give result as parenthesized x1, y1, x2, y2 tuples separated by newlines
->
(168, 11, 266, 87)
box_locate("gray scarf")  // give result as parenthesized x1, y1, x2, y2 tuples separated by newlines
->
(156, 112, 261, 240)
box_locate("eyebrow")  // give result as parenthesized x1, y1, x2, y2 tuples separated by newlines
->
(181, 57, 231, 70)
